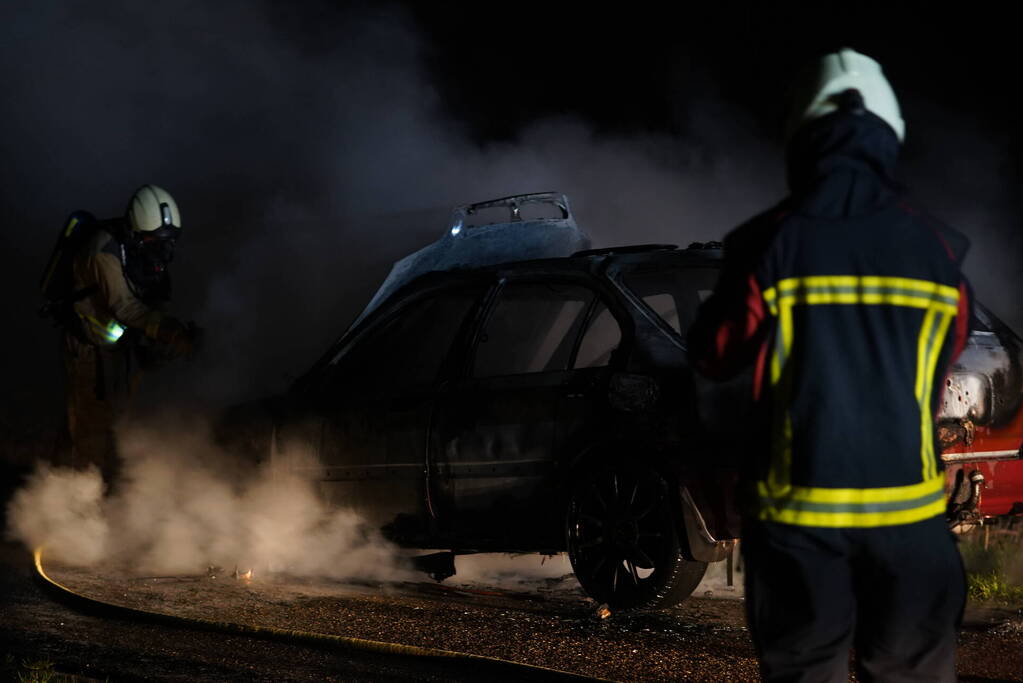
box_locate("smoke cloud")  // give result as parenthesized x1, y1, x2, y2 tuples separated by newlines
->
(3, 2, 1021, 596)
(1, 0, 785, 418)
(4, 1, 1018, 419)
(6, 464, 109, 566)
(7, 417, 411, 580)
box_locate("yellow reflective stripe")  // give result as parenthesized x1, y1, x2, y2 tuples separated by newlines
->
(774, 275, 959, 300)
(913, 307, 953, 482)
(758, 497, 946, 528)
(766, 297, 796, 493)
(778, 299, 794, 380)
(780, 292, 957, 313)
(922, 311, 953, 480)
(765, 276, 959, 312)
(915, 307, 937, 481)
(757, 474, 946, 528)
(79, 314, 126, 343)
(80, 314, 106, 333)
(761, 282, 959, 318)
(762, 286, 780, 316)
(914, 308, 936, 403)
(757, 473, 943, 504)
(64, 216, 79, 237)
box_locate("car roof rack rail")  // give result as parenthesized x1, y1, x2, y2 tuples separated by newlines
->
(448, 192, 574, 235)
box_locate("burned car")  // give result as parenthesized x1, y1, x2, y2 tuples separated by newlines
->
(224, 192, 1023, 609)
(227, 194, 740, 610)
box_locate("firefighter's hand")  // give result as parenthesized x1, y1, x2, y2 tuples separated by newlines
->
(159, 319, 202, 359)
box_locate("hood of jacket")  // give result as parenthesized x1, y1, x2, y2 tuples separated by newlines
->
(785, 109, 902, 219)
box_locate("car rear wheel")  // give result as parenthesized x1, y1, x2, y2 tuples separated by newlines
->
(566, 461, 707, 610)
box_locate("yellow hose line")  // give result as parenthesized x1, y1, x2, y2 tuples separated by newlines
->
(34, 547, 606, 682)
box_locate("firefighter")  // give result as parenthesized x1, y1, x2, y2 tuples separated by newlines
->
(64, 184, 199, 483)
(687, 49, 970, 682)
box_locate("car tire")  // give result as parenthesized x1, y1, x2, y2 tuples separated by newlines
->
(566, 460, 707, 610)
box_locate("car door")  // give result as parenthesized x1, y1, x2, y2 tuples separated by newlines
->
(554, 296, 627, 468)
(616, 263, 744, 539)
(431, 279, 599, 547)
(315, 284, 486, 541)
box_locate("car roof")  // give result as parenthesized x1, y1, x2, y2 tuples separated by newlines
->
(446, 243, 724, 278)
(372, 243, 725, 316)
(299, 244, 722, 385)
(361, 244, 723, 300)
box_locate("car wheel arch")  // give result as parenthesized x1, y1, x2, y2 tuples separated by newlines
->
(562, 442, 722, 565)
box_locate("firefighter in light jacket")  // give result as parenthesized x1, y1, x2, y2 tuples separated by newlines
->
(64, 185, 198, 482)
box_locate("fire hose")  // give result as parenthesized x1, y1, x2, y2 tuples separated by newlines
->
(33, 547, 606, 682)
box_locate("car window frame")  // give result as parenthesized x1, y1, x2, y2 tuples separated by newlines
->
(466, 274, 629, 379)
(570, 294, 627, 370)
(321, 280, 491, 396)
(610, 263, 720, 349)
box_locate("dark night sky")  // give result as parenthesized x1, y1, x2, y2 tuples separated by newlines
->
(1, 1, 1021, 433)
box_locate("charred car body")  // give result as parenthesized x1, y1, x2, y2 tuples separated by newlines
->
(227, 194, 740, 609)
(225, 192, 1023, 609)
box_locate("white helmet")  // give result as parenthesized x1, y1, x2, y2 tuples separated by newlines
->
(127, 184, 181, 233)
(786, 48, 904, 143)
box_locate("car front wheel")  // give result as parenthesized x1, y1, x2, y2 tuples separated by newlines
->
(566, 460, 707, 610)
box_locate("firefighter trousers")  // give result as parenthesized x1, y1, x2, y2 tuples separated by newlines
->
(64, 334, 139, 483)
(743, 516, 965, 683)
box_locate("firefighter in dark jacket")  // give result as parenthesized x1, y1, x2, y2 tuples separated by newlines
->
(65, 185, 197, 482)
(688, 49, 970, 682)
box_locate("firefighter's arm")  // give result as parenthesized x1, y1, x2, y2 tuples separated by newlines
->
(687, 266, 768, 380)
(90, 253, 194, 354)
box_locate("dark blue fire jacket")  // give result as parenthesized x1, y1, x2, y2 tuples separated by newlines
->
(688, 109, 972, 529)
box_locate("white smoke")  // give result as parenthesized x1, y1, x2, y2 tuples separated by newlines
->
(452, 553, 576, 585)
(6, 418, 411, 581)
(7, 464, 109, 566)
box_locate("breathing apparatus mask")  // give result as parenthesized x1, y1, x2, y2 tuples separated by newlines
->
(121, 185, 182, 303)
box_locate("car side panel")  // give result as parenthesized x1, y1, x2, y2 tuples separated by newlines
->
(318, 392, 431, 537)
(431, 372, 564, 548)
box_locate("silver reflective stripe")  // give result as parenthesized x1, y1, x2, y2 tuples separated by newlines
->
(759, 488, 945, 514)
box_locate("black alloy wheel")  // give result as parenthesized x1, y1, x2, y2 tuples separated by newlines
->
(566, 460, 707, 610)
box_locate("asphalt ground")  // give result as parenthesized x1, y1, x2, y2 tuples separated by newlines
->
(3, 457, 1022, 683)
(2, 540, 578, 682)
(0, 457, 576, 682)
(33, 554, 761, 681)
(5, 547, 1022, 682)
